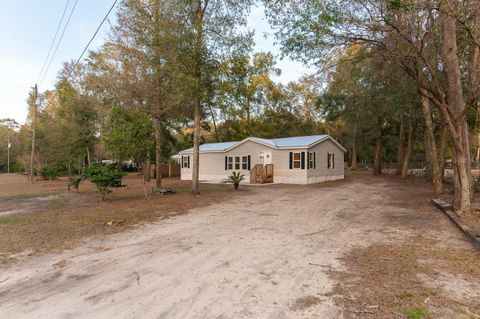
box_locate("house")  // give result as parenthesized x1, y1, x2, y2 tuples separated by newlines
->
(178, 135, 345, 184)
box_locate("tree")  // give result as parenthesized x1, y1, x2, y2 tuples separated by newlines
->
(183, 0, 254, 195)
(89, 0, 191, 191)
(103, 106, 155, 197)
(0, 118, 19, 173)
(85, 163, 126, 200)
(321, 45, 415, 174)
(264, 0, 480, 211)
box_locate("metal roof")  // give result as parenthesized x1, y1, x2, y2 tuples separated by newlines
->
(181, 141, 238, 153)
(179, 135, 345, 153)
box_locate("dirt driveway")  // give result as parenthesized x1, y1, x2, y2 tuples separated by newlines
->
(1, 174, 479, 318)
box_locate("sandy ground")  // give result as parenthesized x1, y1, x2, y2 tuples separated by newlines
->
(0, 175, 477, 318)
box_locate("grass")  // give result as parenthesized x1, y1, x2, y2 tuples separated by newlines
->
(404, 307, 429, 319)
(327, 239, 480, 318)
(290, 296, 321, 311)
(0, 174, 247, 265)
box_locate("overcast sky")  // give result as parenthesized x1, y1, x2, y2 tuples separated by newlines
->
(0, 1, 311, 125)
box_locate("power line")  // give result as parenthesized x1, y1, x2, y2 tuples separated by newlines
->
(73, 0, 118, 67)
(36, 0, 72, 85)
(38, 0, 79, 87)
(39, 0, 118, 107)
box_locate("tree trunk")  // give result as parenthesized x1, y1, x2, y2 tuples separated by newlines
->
(396, 115, 407, 175)
(439, 123, 448, 182)
(401, 119, 416, 178)
(440, 3, 472, 211)
(351, 142, 357, 170)
(155, 117, 162, 189)
(351, 109, 359, 169)
(208, 104, 219, 142)
(192, 95, 201, 195)
(86, 146, 91, 166)
(191, 0, 204, 195)
(424, 128, 432, 179)
(373, 117, 382, 175)
(420, 91, 442, 196)
(145, 157, 151, 182)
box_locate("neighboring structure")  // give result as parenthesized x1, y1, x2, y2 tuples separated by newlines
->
(178, 135, 345, 184)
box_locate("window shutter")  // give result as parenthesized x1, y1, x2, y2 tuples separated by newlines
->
(225, 156, 228, 170)
(307, 152, 310, 169)
(314, 152, 316, 169)
(247, 155, 251, 170)
(289, 152, 293, 169)
(187, 156, 190, 168)
(301, 152, 305, 169)
(332, 153, 335, 169)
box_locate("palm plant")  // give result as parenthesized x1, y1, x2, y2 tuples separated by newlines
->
(222, 171, 245, 190)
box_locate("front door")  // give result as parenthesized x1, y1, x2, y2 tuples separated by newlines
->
(263, 151, 272, 165)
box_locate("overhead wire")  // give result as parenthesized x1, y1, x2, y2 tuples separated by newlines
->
(46, 0, 119, 103)
(36, 0, 72, 85)
(38, 0, 79, 87)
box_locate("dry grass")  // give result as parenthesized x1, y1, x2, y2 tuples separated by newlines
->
(327, 238, 480, 318)
(0, 174, 248, 264)
(290, 296, 321, 311)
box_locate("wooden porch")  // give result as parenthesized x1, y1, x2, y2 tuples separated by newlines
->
(250, 164, 274, 184)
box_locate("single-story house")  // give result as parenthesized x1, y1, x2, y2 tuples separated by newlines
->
(178, 135, 345, 184)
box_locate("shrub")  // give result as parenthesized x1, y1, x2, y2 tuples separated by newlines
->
(85, 163, 126, 200)
(67, 175, 84, 193)
(222, 171, 245, 190)
(39, 165, 61, 180)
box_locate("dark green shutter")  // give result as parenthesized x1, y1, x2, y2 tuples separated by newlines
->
(289, 152, 293, 169)
(301, 152, 305, 169)
(247, 155, 251, 170)
(225, 156, 228, 170)
(332, 153, 335, 168)
(314, 152, 316, 169)
(307, 152, 310, 169)
(187, 156, 190, 168)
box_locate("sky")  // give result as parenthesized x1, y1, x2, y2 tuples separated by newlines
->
(0, 1, 311, 125)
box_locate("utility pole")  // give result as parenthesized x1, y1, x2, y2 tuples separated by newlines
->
(29, 84, 37, 184)
(7, 128, 11, 173)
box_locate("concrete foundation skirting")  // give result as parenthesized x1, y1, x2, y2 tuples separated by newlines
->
(431, 199, 480, 249)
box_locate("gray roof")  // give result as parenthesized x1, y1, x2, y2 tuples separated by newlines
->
(180, 135, 345, 153)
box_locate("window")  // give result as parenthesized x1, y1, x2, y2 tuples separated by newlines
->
(182, 156, 190, 168)
(227, 155, 249, 170)
(308, 152, 315, 169)
(293, 152, 301, 169)
(235, 156, 241, 170)
(327, 153, 335, 169)
(242, 156, 248, 170)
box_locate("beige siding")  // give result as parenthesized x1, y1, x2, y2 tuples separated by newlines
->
(306, 139, 344, 183)
(180, 138, 344, 184)
(180, 140, 308, 183)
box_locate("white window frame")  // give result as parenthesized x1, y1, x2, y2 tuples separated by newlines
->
(227, 156, 233, 170)
(242, 156, 248, 170)
(182, 156, 189, 168)
(308, 152, 315, 169)
(293, 152, 301, 169)
(327, 153, 335, 169)
(234, 156, 241, 170)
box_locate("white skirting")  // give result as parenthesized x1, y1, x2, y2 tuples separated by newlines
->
(306, 174, 344, 184)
